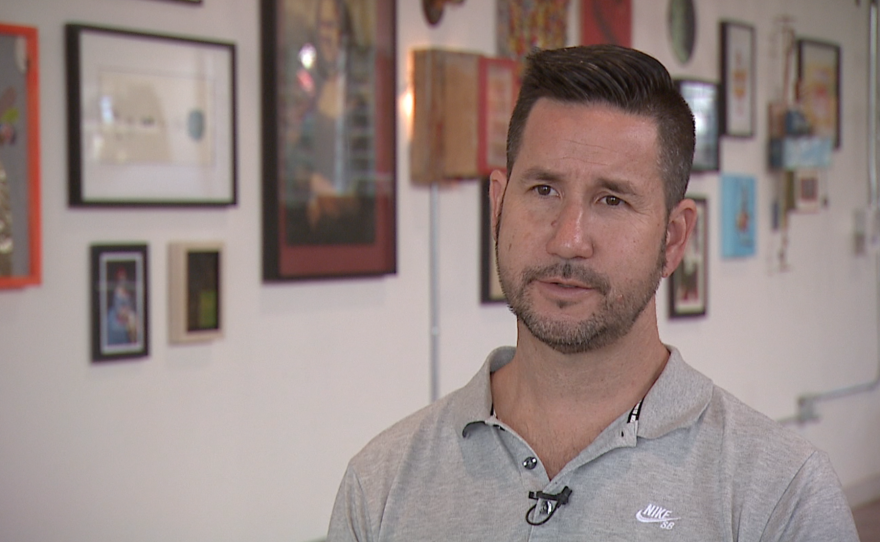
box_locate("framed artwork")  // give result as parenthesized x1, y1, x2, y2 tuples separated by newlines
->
(676, 79, 719, 172)
(793, 169, 821, 213)
(478, 56, 519, 174)
(66, 24, 237, 206)
(797, 38, 841, 148)
(169, 241, 223, 344)
(261, 0, 397, 280)
(720, 21, 755, 138)
(496, 0, 569, 60)
(669, 195, 707, 318)
(0, 23, 41, 289)
(480, 179, 505, 303)
(91, 244, 149, 362)
(720, 173, 756, 258)
(581, 0, 631, 46)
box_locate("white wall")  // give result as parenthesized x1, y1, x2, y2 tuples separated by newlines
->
(0, 0, 878, 541)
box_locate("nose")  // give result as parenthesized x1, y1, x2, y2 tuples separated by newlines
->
(546, 199, 594, 260)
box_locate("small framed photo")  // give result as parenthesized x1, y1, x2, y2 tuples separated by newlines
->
(669, 196, 707, 318)
(480, 179, 505, 304)
(168, 241, 223, 344)
(0, 23, 41, 289)
(793, 169, 821, 213)
(477, 56, 519, 175)
(91, 244, 149, 361)
(720, 173, 757, 258)
(797, 38, 841, 148)
(676, 79, 720, 172)
(66, 24, 236, 206)
(720, 21, 755, 138)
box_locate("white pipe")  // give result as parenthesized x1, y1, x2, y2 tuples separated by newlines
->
(429, 182, 440, 403)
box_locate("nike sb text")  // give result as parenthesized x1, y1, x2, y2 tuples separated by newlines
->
(636, 503, 680, 530)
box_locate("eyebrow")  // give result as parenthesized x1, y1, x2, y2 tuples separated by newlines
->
(518, 166, 565, 183)
(518, 167, 641, 197)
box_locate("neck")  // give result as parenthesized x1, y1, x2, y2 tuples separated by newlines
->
(490, 304, 669, 477)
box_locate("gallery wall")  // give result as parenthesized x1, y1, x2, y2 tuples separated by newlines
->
(0, 0, 879, 541)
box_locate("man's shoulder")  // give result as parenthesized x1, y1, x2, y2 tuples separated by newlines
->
(702, 383, 823, 476)
(347, 385, 469, 475)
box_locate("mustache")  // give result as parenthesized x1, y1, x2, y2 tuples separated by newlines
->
(521, 262, 611, 295)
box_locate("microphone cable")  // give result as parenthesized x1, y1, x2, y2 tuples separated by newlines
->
(525, 486, 572, 526)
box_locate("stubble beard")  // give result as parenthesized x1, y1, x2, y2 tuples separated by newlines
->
(497, 243, 667, 354)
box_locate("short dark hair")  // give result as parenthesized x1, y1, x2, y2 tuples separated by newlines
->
(506, 45, 695, 212)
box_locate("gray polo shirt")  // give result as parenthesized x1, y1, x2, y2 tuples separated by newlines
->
(328, 347, 858, 541)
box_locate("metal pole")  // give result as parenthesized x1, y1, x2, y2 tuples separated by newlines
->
(429, 182, 440, 402)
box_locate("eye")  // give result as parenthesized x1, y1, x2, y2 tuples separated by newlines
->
(533, 184, 557, 197)
(602, 195, 625, 206)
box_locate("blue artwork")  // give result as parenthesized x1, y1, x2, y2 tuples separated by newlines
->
(721, 173, 756, 258)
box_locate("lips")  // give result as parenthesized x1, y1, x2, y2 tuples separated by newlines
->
(521, 263, 611, 296)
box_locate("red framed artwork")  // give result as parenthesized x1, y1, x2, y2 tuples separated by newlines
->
(581, 0, 632, 47)
(0, 23, 41, 289)
(478, 56, 520, 175)
(261, 0, 397, 281)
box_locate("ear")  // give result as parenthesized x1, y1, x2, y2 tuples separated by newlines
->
(488, 169, 509, 242)
(662, 198, 698, 278)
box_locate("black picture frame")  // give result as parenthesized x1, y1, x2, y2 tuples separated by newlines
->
(66, 24, 237, 206)
(91, 243, 149, 361)
(261, 0, 397, 281)
(480, 179, 505, 304)
(797, 38, 841, 149)
(668, 196, 707, 318)
(675, 79, 720, 172)
(720, 21, 755, 138)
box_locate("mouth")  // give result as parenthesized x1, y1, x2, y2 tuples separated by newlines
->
(521, 263, 611, 299)
(540, 278, 592, 289)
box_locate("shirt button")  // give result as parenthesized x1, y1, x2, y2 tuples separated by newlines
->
(522, 456, 538, 470)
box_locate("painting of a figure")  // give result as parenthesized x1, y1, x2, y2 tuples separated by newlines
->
(280, 0, 377, 246)
(264, 0, 396, 279)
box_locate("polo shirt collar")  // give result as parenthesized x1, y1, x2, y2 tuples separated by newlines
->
(455, 345, 714, 441)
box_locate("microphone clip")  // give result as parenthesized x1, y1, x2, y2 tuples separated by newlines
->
(526, 486, 572, 526)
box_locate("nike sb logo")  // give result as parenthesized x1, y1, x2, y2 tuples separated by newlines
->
(636, 503, 680, 530)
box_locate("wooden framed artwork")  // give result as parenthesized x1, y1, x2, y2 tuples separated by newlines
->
(478, 56, 519, 175)
(480, 179, 505, 303)
(169, 241, 223, 344)
(496, 0, 569, 60)
(797, 38, 841, 148)
(91, 243, 149, 362)
(669, 195, 707, 318)
(66, 24, 237, 206)
(580, 0, 632, 47)
(720, 21, 755, 137)
(675, 79, 720, 172)
(0, 23, 41, 289)
(261, 0, 397, 280)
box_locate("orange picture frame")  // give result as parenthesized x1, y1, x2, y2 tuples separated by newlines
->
(0, 23, 41, 289)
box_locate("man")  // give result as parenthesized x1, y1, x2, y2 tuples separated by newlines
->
(328, 45, 858, 540)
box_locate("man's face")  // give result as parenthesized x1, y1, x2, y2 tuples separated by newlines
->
(317, 0, 341, 66)
(491, 99, 671, 354)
